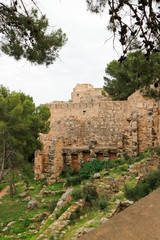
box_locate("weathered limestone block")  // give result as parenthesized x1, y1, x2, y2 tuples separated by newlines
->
(19, 192, 27, 198)
(28, 200, 38, 209)
(93, 173, 101, 179)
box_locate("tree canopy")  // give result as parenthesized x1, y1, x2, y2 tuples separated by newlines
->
(104, 51, 160, 100)
(0, 85, 50, 197)
(2, 1, 160, 64)
(0, 0, 67, 65)
(86, 0, 160, 61)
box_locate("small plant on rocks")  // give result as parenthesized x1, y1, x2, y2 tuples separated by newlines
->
(47, 200, 58, 213)
(83, 184, 98, 206)
(71, 188, 83, 201)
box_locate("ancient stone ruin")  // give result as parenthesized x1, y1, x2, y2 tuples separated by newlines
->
(34, 83, 160, 181)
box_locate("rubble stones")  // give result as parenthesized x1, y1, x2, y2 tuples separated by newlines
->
(28, 200, 38, 209)
(93, 173, 101, 179)
(2, 227, 8, 232)
(23, 197, 31, 202)
(42, 190, 65, 196)
(19, 192, 27, 198)
(100, 217, 109, 224)
(7, 221, 16, 227)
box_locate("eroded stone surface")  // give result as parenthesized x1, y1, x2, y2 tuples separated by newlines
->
(28, 200, 38, 209)
(34, 84, 160, 180)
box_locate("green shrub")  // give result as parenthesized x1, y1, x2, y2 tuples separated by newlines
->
(98, 192, 108, 210)
(98, 198, 108, 210)
(47, 200, 58, 213)
(49, 236, 55, 240)
(101, 159, 116, 170)
(70, 207, 81, 222)
(60, 165, 77, 178)
(124, 169, 160, 201)
(143, 170, 160, 189)
(114, 158, 125, 165)
(154, 145, 160, 155)
(91, 159, 105, 172)
(124, 182, 148, 201)
(23, 218, 30, 227)
(79, 162, 94, 179)
(71, 188, 83, 201)
(119, 163, 129, 171)
(83, 184, 98, 205)
(38, 178, 48, 188)
(79, 159, 111, 179)
(55, 203, 71, 219)
(65, 176, 81, 187)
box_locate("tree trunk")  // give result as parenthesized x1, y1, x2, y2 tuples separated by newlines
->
(0, 150, 13, 184)
(9, 167, 13, 198)
(0, 128, 7, 183)
(11, 171, 17, 194)
(0, 158, 6, 183)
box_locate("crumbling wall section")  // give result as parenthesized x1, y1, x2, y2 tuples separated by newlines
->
(47, 137, 64, 181)
(34, 86, 160, 180)
(127, 91, 160, 152)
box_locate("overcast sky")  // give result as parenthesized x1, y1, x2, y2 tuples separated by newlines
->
(0, 0, 120, 106)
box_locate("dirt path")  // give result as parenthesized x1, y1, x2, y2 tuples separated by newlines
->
(0, 186, 9, 199)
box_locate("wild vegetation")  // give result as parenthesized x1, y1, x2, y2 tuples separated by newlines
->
(0, 85, 50, 198)
(0, 0, 67, 65)
(1, 0, 160, 65)
(103, 51, 160, 100)
(1, 147, 159, 240)
(124, 169, 160, 201)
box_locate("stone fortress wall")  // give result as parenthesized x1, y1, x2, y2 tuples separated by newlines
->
(34, 84, 160, 181)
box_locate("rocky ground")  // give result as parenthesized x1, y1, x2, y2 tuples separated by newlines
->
(0, 153, 160, 240)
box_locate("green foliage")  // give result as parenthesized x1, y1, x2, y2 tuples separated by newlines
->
(123, 151, 150, 165)
(153, 145, 160, 155)
(55, 203, 71, 219)
(0, 2, 67, 65)
(79, 162, 94, 179)
(45, 182, 64, 191)
(79, 159, 108, 179)
(0, 85, 50, 183)
(38, 178, 48, 188)
(119, 163, 129, 171)
(91, 191, 108, 210)
(124, 170, 160, 201)
(98, 195, 108, 210)
(104, 51, 160, 100)
(65, 176, 81, 187)
(20, 162, 34, 185)
(23, 218, 30, 227)
(70, 207, 81, 222)
(47, 200, 58, 213)
(71, 188, 83, 201)
(79, 153, 149, 180)
(60, 165, 77, 178)
(124, 182, 149, 202)
(49, 236, 55, 240)
(83, 184, 98, 205)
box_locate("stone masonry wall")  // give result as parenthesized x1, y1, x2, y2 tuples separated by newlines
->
(34, 84, 160, 180)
